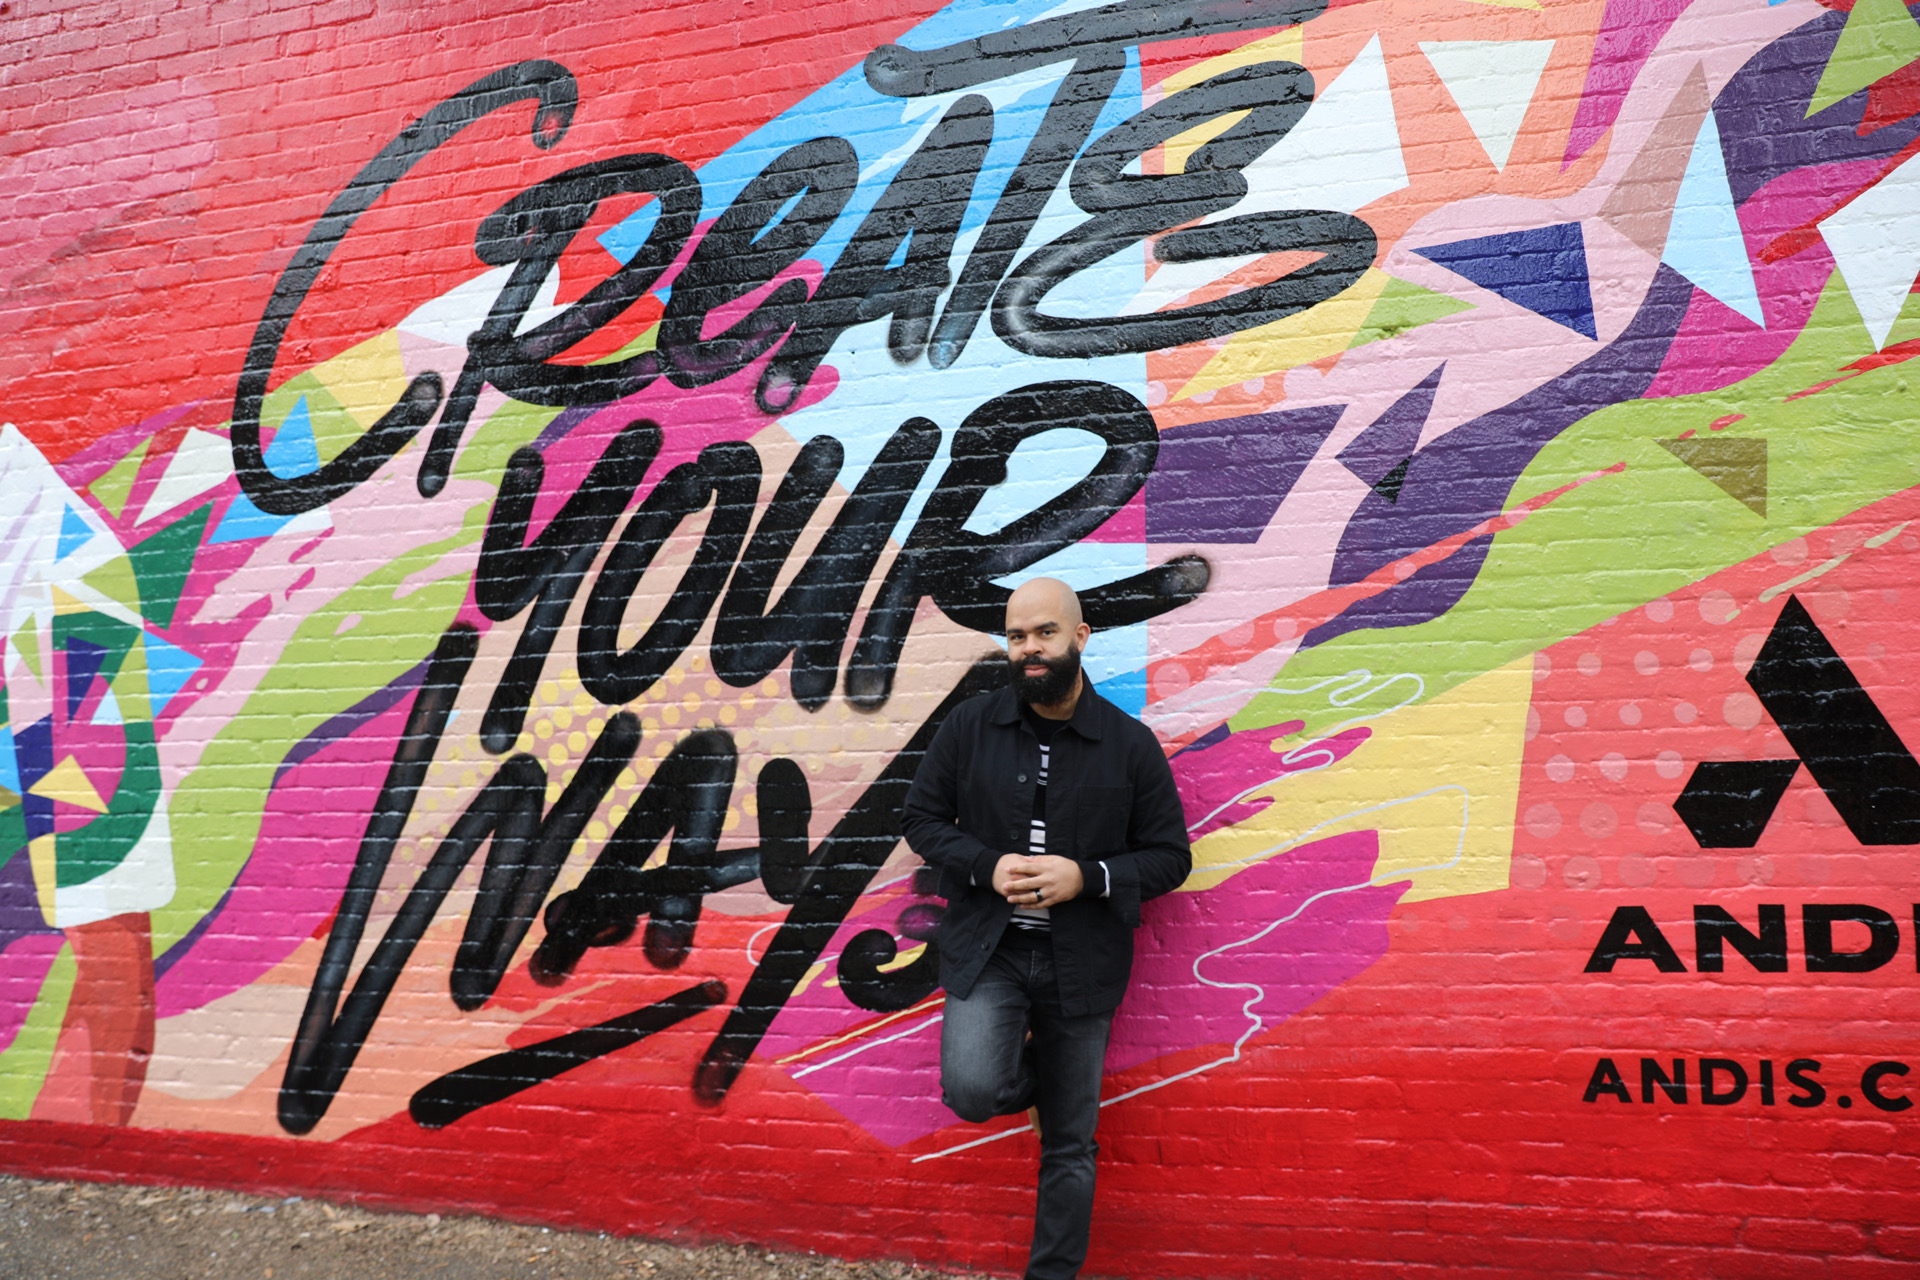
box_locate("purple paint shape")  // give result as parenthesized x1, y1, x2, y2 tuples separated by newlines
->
(0, 934, 67, 1057)
(763, 831, 1403, 1148)
(1108, 830, 1405, 1074)
(0, 850, 58, 951)
(153, 689, 418, 1018)
(1563, 0, 1695, 168)
(1338, 363, 1444, 490)
(1305, 263, 1693, 650)
(1144, 404, 1347, 544)
(1716, 10, 1920, 208)
(1416, 224, 1597, 339)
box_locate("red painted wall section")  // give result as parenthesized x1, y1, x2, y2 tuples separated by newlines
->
(6, 0, 1920, 1276)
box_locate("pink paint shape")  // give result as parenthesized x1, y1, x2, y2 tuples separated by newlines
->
(0, 934, 66, 1056)
(1108, 829, 1404, 1073)
(1083, 489, 1145, 543)
(153, 691, 416, 1018)
(1643, 156, 1880, 397)
(1564, 0, 1696, 168)
(762, 830, 1402, 1147)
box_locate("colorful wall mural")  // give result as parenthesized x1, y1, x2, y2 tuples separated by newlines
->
(7, 0, 1920, 1271)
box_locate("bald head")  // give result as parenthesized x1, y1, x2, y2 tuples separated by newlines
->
(1006, 576, 1082, 632)
(1005, 578, 1090, 712)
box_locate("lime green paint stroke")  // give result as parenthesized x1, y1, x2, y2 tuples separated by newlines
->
(151, 397, 557, 954)
(1237, 273, 1920, 738)
(0, 943, 73, 1120)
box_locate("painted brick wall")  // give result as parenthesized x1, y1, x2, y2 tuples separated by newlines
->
(5, 0, 1920, 1275)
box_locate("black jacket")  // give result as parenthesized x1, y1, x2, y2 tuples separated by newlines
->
(900, 680, 1192, 1016)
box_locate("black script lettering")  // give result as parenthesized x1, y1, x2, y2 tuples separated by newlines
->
(279, 700, 639, 1134)
(1803, 903, 1900, 972)
(531, 728, 750, 976)
(280, 625, 476, 1133)
(864, 0, 1337, 367)
(423, 151, 701, 495)
(759, 96, 995, 412)
(1584, 905, 1687, 973)
(997, 62, 1374, 359)
(474, 418, 661, 753)
(712, 419, 941, 708)
(233, 60, 578, 516)
(692, 655, 1009, 1104)
(578, 441, 759, 707)
(1694, 904, 1788, 973)
(659, 136, 860, 388)
(846, 380, 1208, 709)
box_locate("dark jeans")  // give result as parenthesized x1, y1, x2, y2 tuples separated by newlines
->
(941, 933, 1115, 1280)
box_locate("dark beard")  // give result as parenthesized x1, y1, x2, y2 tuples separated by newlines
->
(1012, 642, 1082, 706)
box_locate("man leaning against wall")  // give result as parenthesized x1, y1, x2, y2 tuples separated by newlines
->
(901, 576, 1192, 1280)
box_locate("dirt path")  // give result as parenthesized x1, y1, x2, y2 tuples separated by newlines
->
(0, 1175, 983, 1280)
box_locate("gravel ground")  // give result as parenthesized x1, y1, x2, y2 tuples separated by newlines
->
(0, 1176, 983, 1280)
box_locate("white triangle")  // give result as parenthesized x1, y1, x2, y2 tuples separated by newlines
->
(398, 265, 564, 347)
(136, 428, 232, 525)
(1124, 34, 1409, 315)
(1820, 148, 1920, 350)
(1419, 40, 1555, 172)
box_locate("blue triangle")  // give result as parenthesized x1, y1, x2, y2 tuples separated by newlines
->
(14, 717, 53, 841)
(1415, 221, 1597, 338)
(211, 397, 321, 544)
(0, 726, 19, 796)
(144, 632, 204, 717)
(57, 506, 94, 560)
(1662, 110, 1763, 325)
(64, 637, 109, 719)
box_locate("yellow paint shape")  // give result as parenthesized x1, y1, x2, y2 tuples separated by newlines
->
(30, 757, 109, 813)
(81, 555, 142, 617)
(10, 622, 40, 681)
(312, 330, 410, 431)
(1161, 30, 1308, 173)
(27, 836, 56, 920)
(1186, 656, 1532, 903)
(49, 586, 87, 617)
(1174, 268, 1391, 400)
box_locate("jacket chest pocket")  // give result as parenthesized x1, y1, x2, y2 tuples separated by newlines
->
(1073, 785, 1132, 857)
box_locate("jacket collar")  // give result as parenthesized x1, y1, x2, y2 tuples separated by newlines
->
(989, 676, 1106, 740)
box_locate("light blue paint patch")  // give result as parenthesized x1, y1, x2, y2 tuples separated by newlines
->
(1663, 109, 1764, 325)
(1096, 666, 1147, 717)
(211, 397, 322, 543)
(144, 633, 204, 717)
(57, 507, 93, 560)
(0, 726, 18, 796)
(597, 198, 660, 266)
(89, 687, 123, 727)
(964, 429, 1107, 535)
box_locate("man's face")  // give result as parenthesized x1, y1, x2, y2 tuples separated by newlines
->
(1005, 596, 1087, 706)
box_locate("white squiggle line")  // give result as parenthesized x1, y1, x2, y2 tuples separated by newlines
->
(1182, 670, 1427, 839)
(791, 1012, 946, 1080)
(912, 785, 1471, 1163)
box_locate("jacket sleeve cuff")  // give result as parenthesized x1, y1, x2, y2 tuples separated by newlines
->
(972, 846, 1004, 890)
(1081, 859, 1138, 925)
